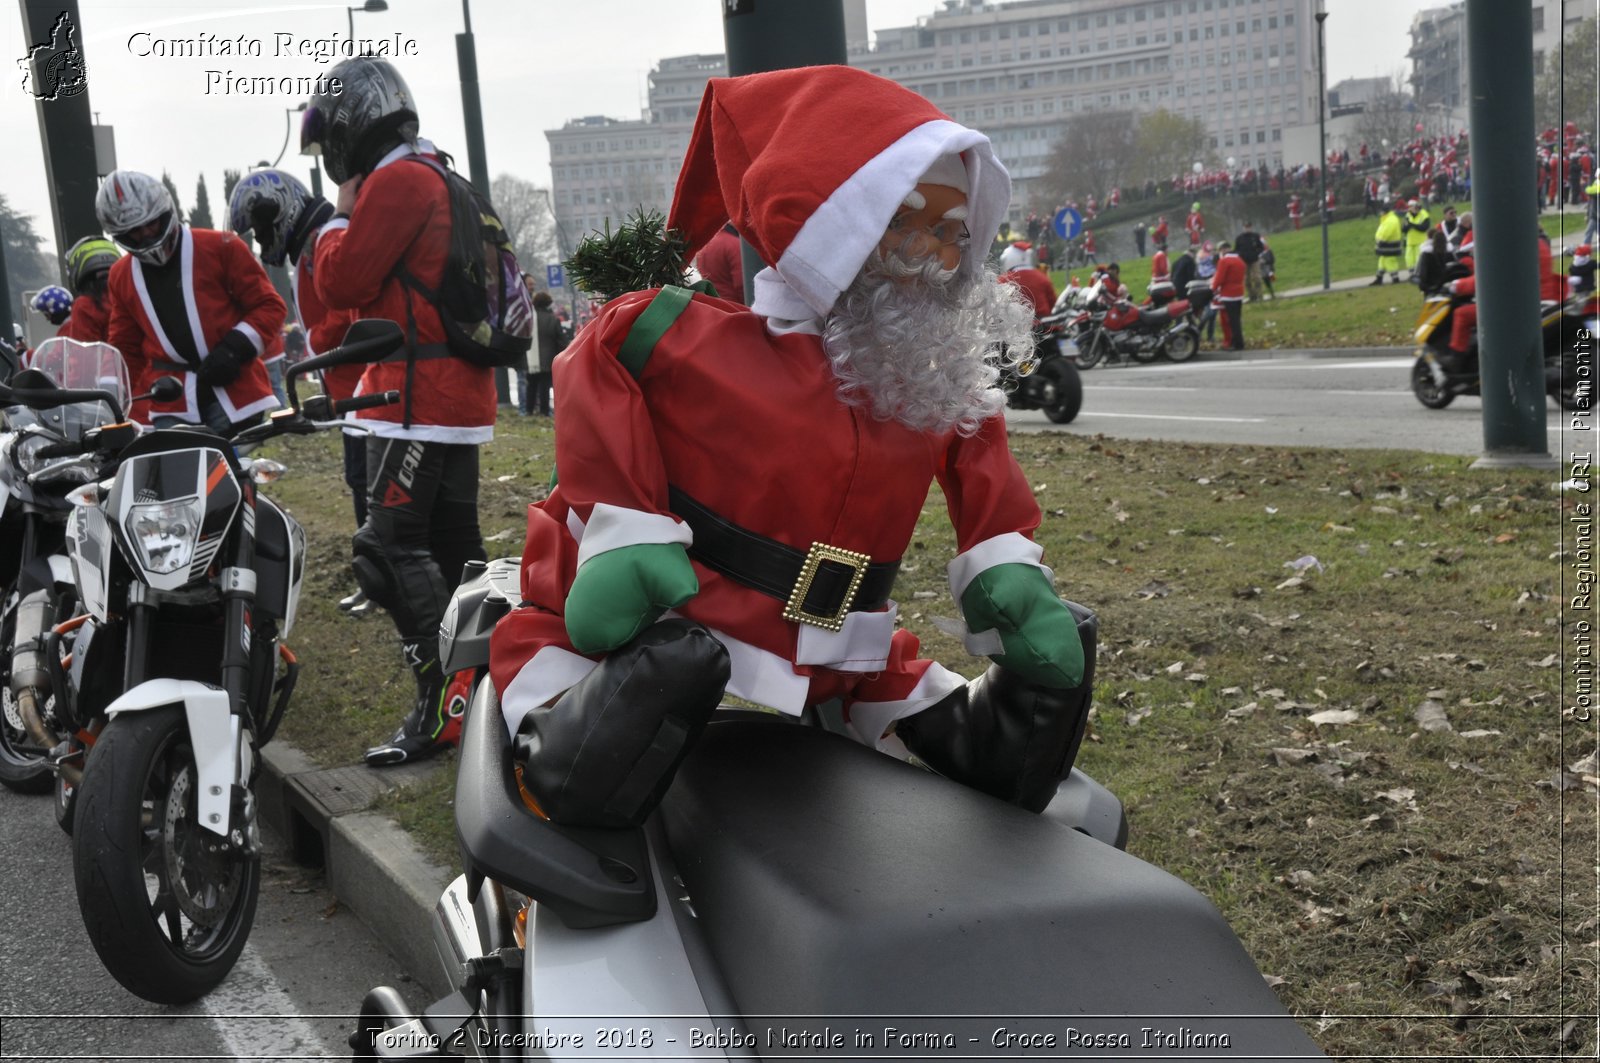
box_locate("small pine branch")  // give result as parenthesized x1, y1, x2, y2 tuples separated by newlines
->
(564, 208, 690, 301)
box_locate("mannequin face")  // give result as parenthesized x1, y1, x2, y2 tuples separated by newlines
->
(879, 182, 970, 273)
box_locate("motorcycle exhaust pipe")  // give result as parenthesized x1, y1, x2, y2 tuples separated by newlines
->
(14, 685, 79, 787)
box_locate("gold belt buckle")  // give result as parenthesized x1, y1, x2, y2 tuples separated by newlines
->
(783, 542, 871, 632)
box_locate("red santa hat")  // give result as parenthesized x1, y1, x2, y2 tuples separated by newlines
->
(667, 65, 1009, 318)
(1576, 245, 1594, 265)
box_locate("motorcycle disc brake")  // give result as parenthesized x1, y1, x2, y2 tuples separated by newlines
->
(162, 764, 243, 927)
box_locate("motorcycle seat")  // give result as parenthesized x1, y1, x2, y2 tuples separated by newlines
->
(658, 720, 1324, 1057)
(1138, 308, 1174, 327)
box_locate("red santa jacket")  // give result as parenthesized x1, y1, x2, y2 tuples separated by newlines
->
(1000, 267, 1057, 318)
(1149, 249, 1171, 286)
(57, 292, 111, 343)
(313, 143, 496, 442)
(105, 227, 284, 425)
(488, 289, 1047, 723)
(291, 254, 357, 403)
(1211, 252, 1247, 301)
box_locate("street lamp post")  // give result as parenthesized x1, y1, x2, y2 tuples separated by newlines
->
(541, 188, 577, 322)
(347, 0, 389, 52)
(1315, 4, 1331, 291)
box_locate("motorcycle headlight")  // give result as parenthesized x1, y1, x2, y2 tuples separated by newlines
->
(125, 496, 204, 576)
(15, 433, 54, 476)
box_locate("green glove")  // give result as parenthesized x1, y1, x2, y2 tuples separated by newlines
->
(960, 564, 1085, 689)
(565, 543, 698, 654)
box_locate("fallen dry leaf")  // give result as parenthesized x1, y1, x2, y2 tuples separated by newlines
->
(1414, 700, 1453, 733)
(1308, 709, 1361, 727)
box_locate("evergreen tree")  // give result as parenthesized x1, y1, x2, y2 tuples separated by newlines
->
(189, 175, 214, 230)
(0, 196, 58, 337)
(160, 171, 183, 221)
(222, 169, 243, 211)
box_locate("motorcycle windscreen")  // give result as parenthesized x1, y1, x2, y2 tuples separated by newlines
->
(109, 447, 239, 591)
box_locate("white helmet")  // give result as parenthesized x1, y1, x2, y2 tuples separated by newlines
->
(95, 170, 181, 267)
(998, 241, 1035, 272)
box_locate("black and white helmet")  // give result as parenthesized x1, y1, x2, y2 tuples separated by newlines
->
(95, 170, 181, 267)
(228, 169, 311, 268)
(300, 57, 418, 185)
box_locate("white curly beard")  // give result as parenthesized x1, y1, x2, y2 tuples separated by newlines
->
(822, 248, 1036, 437)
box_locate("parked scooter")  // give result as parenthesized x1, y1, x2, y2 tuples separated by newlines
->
(1410, 291, 1593, 410)
(0, 338, 133, 797)
(350, 567, 1328, 1060)
(43, 321, 404, 1003)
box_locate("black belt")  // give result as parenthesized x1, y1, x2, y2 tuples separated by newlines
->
(668, 486, 899, 632)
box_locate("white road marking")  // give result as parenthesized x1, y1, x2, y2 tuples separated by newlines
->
(200, 944, 331, 1059)
(1153, 357, 1415, 372)
(1082, 412, 1266, 423)
(1080, 384, 1200, 392)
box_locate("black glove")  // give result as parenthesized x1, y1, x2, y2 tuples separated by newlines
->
(197, 330, 258, 389)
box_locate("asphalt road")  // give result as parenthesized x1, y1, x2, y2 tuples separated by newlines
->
(0, 782, 425, 1062)
(1007, 352, 1573, 457)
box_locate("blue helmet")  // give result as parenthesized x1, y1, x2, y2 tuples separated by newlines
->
(228, 169, 312, 268)
(30, 285, 74, 325)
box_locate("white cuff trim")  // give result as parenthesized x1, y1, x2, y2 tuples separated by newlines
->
(947, 532, 1048, 603)
(498, 645, 598, 737)
(846, 661, 967, 751)
(574, 502, 691, 570)
(234, 322, 264, 355)
(318, 217, 351, 238)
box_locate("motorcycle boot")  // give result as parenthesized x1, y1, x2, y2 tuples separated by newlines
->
(513, 618, 730, 829)
(363, 636, 459, 766)
(895, 603, 1098, 814)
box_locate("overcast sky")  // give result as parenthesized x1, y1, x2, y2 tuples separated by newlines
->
(5, 0, 1430, 260)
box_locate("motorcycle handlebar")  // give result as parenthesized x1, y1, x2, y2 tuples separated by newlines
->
(0, 384, 126, 424)
(33, 438, 89, 460)
(298, 390, 400, 420)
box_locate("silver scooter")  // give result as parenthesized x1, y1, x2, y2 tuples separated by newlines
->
(353, 559, 1327, 1060)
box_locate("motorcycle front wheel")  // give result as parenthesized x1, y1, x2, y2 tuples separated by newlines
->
(1165, 328, 1200, 363)
(1411, 358, 1455, 409)
(73, 705, 258, 1004)
(1074, 330, 1106, 370)
(0, 584, 55, 794)
(1040, 358, 1083, 424)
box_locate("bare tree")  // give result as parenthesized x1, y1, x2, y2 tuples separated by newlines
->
(1038, 110, 1142, 208)
(1536, 15, 1597, 144)
(1354, 74, 1421, 153)
(1134, 109, 1212, 188)
(490, 173, 559, 279)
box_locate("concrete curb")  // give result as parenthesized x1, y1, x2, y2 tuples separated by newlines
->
(258, 741, 455, 998)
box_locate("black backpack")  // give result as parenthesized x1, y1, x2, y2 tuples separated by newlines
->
(396, 155, 534, 369)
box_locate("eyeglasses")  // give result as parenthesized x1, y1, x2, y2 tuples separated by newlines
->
(885, 214, 971, 250)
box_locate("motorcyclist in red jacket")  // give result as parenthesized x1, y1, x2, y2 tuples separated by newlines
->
(302, 57, 494, 765)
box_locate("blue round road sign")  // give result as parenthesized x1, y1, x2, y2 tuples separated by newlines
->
(1052, 207, 1083, 240)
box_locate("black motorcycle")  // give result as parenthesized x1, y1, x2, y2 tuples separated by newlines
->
(1003, 311, 1083, 424)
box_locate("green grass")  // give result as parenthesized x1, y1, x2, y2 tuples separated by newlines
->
(264, 416, 1591, 1061)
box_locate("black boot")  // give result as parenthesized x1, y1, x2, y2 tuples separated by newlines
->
(364, 637, 453, 767)
(896, 603, 1098, 813)
(513, 618, 730, 828)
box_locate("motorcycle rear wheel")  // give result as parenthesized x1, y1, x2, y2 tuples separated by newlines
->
(0, 584, 54, 794)
(1040, 358, 1083, 424)
(1411, 358, 1455, 409)
(1165, 328, 1200, 363)
(73, 705, 259, 1004)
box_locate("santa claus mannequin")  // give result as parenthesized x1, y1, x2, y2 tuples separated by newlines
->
(488, 66, 1090, 829)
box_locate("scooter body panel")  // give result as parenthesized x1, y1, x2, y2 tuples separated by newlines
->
(104, 677, 237, 836)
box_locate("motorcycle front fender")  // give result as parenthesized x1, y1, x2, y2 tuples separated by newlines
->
(105, 678, 239, 837)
